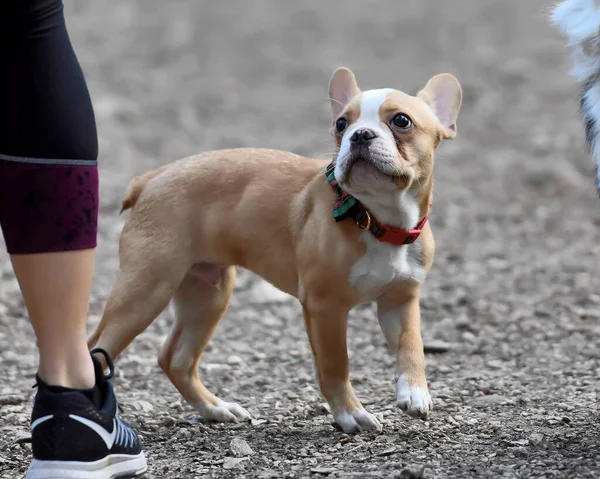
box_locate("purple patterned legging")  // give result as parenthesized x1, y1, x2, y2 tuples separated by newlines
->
(0, 0, 98, 254)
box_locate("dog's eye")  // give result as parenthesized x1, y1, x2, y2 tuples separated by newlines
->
(391, 114, 412, 130)
(335, 117, 348, 133)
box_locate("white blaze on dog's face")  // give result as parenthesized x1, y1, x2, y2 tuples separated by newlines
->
(328, 67, 462, 203)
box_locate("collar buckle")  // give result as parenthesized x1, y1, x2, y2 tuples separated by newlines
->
(356, 210, 372, 231)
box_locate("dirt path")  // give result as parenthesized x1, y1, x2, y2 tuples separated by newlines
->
(2, 1, 600, 478)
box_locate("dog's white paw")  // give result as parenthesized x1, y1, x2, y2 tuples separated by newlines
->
(395, 374, 432, 419)
(193, 400, 252, 423)
(333, 408, 382, 433)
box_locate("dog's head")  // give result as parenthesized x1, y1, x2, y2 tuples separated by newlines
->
(328, 67, 462, 207)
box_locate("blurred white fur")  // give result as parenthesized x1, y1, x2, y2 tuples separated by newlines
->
(551, 0, 600, 191)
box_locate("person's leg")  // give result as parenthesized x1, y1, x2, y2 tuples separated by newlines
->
(0, 1, 146, 476)
(10, 251, 96, 389)
(0, 0, 100, 391)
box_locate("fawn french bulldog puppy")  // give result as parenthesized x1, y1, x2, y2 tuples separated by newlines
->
(88, 67, 462, 433)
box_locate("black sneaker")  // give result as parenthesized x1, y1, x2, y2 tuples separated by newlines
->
(25, 348, 147, 479)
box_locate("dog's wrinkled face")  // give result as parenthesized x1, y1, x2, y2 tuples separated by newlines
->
(329, 68, 462, 198)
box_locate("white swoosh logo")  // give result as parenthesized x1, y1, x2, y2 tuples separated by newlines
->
(31, 414, 54, 430)
(70, 414, 117, 449)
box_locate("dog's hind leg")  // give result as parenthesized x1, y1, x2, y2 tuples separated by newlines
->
(158, 263, 250, 423)
(88, 225, 190, 365)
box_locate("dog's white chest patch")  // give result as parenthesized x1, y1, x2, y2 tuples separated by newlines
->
(349, 234, 424, 301)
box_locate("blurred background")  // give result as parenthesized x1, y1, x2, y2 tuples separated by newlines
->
(2, 1, 600, 478)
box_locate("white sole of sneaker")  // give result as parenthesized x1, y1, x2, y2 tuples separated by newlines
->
(25, 452, 147, 479)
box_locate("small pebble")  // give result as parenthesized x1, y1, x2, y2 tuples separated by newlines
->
(227, 355, 243, 365)
(529, 433, 546, 448)
(223, 457, 246, 469)
(512, 446, 529, 457)
(161, 416, 176, 427)
(230, 438, 254, 457)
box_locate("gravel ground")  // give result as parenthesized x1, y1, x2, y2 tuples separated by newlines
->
(2, 1, 600, 478)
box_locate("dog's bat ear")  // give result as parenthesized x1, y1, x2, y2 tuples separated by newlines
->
(417, 73, 462, 140)
(329, 67, 361, 118)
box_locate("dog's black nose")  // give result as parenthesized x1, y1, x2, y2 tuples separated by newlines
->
(350, 128, 377, 144)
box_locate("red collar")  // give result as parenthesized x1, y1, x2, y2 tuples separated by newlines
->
(325, 161, 430, 246)
(355, 202, 429, 246)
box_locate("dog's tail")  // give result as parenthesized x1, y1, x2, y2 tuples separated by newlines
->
(120, 169, 161, 214)
(551, 0, 600, 192)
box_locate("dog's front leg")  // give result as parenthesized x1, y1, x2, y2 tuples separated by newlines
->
(302, 298, 381, 433)
(377, 288, 432, 419)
